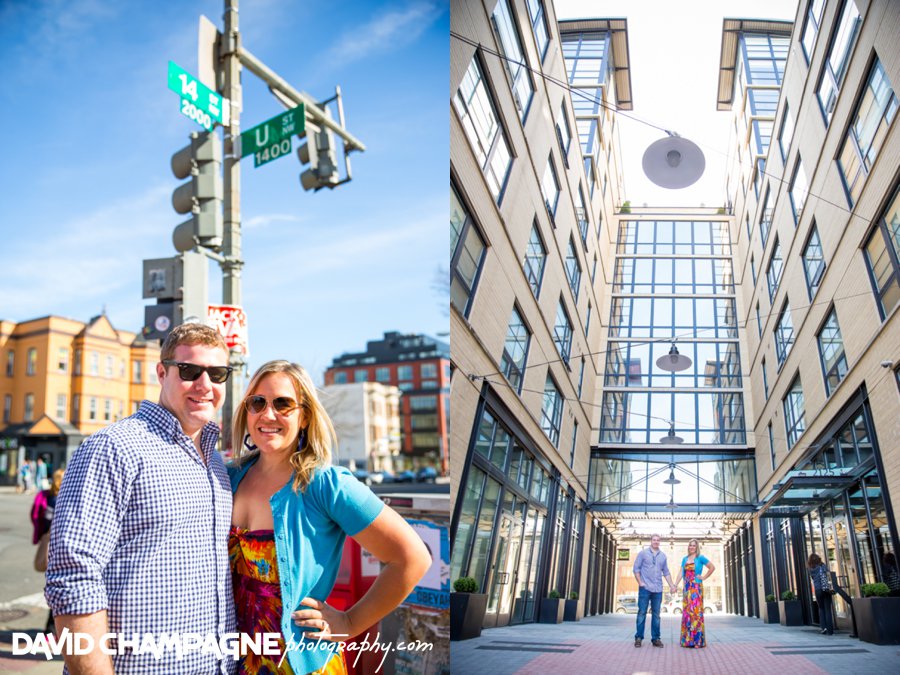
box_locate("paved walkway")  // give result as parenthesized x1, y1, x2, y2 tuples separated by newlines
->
(451, 613, 900, 674)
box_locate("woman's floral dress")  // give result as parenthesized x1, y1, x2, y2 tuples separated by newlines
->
(680, 562, 706, 648)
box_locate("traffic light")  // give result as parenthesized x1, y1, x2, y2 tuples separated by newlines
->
(171, 131, 223, 251)
(297, 110, 340, 192)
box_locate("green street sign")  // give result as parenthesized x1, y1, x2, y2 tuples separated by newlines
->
(167, 61, 229, 130)
(240, 105, 305, 163)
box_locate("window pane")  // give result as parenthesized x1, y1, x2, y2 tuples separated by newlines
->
(501, 307, 530, 392)
(454, 57, 512, 199)
(492, 0, 534, 121)
(803, 226, 826, 298)
(818, 309, 848, 396)
(523, 222, 547, 297)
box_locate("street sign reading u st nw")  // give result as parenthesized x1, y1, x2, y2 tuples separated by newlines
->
(240, 105, 305, 167)
(167, 61, 230, 130)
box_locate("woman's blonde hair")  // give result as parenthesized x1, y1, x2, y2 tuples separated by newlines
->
(688, 539, 701, 555)
(51, 469, 65, 497)
(232, 360, 334, 492)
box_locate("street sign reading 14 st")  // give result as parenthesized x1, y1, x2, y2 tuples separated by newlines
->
(168, 61, 230, 131)
(240, 105, 305, 168)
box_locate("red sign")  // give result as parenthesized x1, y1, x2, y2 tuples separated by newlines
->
(207, 304, 248, 355)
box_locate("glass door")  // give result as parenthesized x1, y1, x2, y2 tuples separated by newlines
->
(511, 506, 541, 625)
(485, 508, 524, 628)
(823, 504, 858, 630)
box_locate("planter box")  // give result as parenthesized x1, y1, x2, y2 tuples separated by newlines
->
(564, 599, 584, 621)
(450, 593, 487, 641)
(539, 597, 565, 624)
(851, 596, 900, 645)
(762, 601, 780, 624)
(779, 600, 803, 626)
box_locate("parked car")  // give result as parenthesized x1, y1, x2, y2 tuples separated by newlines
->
(395, 470, 416, 483)
(369, 471, 394, 484)
(416, 466, 438, 483)
(665, 598, 718, 614)
(615, 594, 639, 614)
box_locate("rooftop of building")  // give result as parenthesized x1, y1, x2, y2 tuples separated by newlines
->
(328, 331, 450, 367)
(557, 17, 633, 110)
(716, 17, 794, 110)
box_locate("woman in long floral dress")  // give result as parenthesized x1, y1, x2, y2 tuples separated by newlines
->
(674, 539, 716, 648)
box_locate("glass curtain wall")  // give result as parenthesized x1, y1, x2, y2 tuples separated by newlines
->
(451, 406, 553, 627)
(561, 28, 611, 192)
(758, 400, 898, 629)
(601, 220, 746, 444)
(723, 523, 758, 617)
(451, 402, 619, 626)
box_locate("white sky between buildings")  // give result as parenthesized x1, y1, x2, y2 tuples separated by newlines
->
(557, 0, 798, 207)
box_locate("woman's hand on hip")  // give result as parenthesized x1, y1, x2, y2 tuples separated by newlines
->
(292, 597, 353, 642)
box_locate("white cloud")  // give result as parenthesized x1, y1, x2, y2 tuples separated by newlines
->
(323, 1, 445, 69)
(243, 213, 305, 229)
(3, 184, 172, 322)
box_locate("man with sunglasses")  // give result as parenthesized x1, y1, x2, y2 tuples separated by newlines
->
(46, 323, 238, 674)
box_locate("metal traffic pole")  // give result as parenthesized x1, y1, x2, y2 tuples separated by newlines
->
(220, 0, 244, 453)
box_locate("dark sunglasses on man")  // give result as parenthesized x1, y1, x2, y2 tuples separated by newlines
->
(162, 360, 234, 384)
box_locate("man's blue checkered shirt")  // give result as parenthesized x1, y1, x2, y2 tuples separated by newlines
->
(46, 401, 237, 673)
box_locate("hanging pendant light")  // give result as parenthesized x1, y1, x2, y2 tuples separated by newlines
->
(663, 463, 681, 483)
(665, 496, 678, 510)
(642, 133, 706, 189)
(656, 343, 693, 372)
(660, 423, 684, 445)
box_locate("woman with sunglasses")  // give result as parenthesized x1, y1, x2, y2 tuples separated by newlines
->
(228, 360, 431, 674)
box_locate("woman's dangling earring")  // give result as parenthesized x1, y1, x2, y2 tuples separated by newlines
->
(298, 428, 308, 450)
(243, 433, 257, 451)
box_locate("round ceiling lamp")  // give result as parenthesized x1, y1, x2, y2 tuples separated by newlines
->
(642, 133, 706, 189)
(663, 462, 682, 482)
(656, 343, 693, 372)
(665, 496, 678, 511)
(660, 425, 684, 445)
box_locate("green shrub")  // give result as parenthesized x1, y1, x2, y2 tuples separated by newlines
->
(781, 590, 796, 601)
(862, 582, 890, 597)
(569, 591, 579, 600)
(765, 594, 776, 603)
(549, 589, 561, 599)
(453, 577, 478, 593)
(620, 200, 632, 214)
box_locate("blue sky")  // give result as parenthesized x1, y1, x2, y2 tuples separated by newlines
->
(0, 0, 448, 383)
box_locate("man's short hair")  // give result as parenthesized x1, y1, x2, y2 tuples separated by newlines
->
(650, 533, 661, 541)
(160, 323, 228, 362)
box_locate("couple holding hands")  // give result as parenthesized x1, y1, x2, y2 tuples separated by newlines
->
(632, 534, 716, 649)
(45, 323, 431, 674)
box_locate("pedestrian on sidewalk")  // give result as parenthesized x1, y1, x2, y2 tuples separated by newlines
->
(807, 553, 834, 635)
(674, 539, 715, 648)
(633, 534, 676, 648)
(36, 457, 49, 490)
(32, 468, 64, 632)
(880, 552, 900, 597)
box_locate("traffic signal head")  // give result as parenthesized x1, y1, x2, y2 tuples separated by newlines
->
(297, 113, 340, 192)
(171, 131, 223, 251)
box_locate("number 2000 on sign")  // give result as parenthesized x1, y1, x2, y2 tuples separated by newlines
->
(181, 99, 213, 130)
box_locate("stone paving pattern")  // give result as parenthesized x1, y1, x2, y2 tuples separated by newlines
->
(451, 613, 900, 674)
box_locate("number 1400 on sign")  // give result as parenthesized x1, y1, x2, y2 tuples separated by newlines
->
(254, 138, 291, 167)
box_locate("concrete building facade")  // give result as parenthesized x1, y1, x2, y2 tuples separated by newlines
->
(321, 382, 402, 473)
